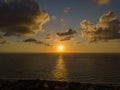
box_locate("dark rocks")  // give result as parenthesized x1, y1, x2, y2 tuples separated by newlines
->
(0, 80, 119, 90)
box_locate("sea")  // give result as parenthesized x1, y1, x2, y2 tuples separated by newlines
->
(0, 53, 120, 84)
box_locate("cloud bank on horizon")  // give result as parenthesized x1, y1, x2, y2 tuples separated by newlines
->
(0, 0, 49, 36)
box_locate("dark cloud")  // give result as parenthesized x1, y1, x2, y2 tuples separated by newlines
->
(36, 41, 52, 46)
(80, 11, 120, 43)
(23, 38, 37, 43)
(46, 33, 53, 37)
(23, 38, 52, 46)
(57, 29, 77, 36)
(0, 35, 3, 39)
(44, 33, 52, 39)
(3, 33, 14, 37)
(76, 41, 81, 44)
(46, 33, 51, 36)
(43, 33, 53, 40)
(0, 41, 7, 44)
(60, 36, 74, 41)
(0, 0, 49, 36)
(44, 37, 51, 39)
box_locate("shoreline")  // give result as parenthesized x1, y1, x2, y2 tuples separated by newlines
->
(0, 79, 119, 90)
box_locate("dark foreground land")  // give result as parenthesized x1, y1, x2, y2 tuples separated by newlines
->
(0, 80, 120, 90)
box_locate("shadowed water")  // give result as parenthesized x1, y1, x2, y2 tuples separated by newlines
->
(0, 53, 120, 83)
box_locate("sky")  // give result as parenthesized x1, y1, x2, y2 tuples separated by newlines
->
(0, 0, 120, 53)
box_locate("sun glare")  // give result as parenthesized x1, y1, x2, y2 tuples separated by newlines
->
(58, 45, 64, 52)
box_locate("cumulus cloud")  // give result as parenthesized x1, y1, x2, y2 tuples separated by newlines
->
(64, 7, 71, 14)
(0, 0, 49, 36)
(94, 0, 110, 5)
(23, 38, 52, 46)
(80, 11, 120, 43)
(57, 29, 77, 36)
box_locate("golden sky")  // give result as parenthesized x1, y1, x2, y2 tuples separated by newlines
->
(0, 0, 120, 53)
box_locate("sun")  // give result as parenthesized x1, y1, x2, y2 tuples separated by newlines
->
(57, 45, 64, 52)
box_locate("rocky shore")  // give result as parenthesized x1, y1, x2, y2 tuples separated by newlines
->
(0, 80, 119, 90)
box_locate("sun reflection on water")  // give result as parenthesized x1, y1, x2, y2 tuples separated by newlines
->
(53, 55, 68, 81)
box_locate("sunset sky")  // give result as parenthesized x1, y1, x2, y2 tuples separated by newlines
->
(0, 0, 120, 53)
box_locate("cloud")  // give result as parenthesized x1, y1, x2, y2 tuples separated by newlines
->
(36, 41, 52, 46)
(23, 38, 52, 46)
(0, 35, 3, 39)
(46, 33, 53, 37)
(64, 7, 71, 14)
(44, 37, 51, 40)
(94, 0, 110, 5)
(57, 29, 77, 42)
(80, 11, 120, 43)
(0, 0, 49, 36)
(51, 16, 57, 21)
(60, 18, 64, 23)
(76, 41, 81, 44)
(60, 36, 74, 41)
(43, 33, 53, 40)
(0, 41, 7, 44)
(57, 29, 77, 36)
(23, 38, 37, 43)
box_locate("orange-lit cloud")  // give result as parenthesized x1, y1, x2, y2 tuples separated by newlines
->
(94, 0, 110, 5)
(80, 11, 120, 43)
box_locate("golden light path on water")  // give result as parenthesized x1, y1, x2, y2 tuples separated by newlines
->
(53, 55, 68, 81)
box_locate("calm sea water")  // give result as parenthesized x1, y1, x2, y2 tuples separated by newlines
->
(0, 53, 120, 83)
